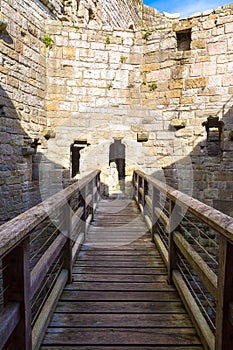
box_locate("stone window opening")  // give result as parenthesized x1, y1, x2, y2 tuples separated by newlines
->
(88, 7, 95, 20)
(202, 116, 224, 157)
(176, 29, 191, 51)
(71, 140, 89, 178)
(0, 105, 5, 116)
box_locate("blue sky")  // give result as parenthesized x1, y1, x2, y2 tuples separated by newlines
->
(144, 1, 232, 18)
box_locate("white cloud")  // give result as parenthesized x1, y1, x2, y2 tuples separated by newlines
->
(144, 0, 231, 18)
(174, 1, 218, 17)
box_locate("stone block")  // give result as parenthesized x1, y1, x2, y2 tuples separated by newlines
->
(140, 63, 159, 72)
(208, 41, 227, 55)
(195, 56, 210, 63)
(203, 19, 216, 29)
(169, 79, 184, 89)
(165, 90, 181, 98)
(191, 39, 206, 49)
(185, 77, 207, 89)
(225, 21, 233, 33)
(160, 37, 176, 50)
(175, 127, 193, 138)
(222, 74, 233, 86)
(180, 97, 194, 104)
(62, 47, 75, 59)
(203, 188, 219, 199)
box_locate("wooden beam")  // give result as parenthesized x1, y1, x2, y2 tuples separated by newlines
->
(0, 302, 20, 349)
(134, 170, 233, 242)
(31, 233, 67, 298)
(173, 231, 217, 299)
(154, 233, 168, 267)
(173, 270, 215, 350)
(72, 232, 85, 264)
(2, 238, 32, 350)
(32, 269, 68, 350)
(216, 237, 233, 349)
(0, 170, 100, 258)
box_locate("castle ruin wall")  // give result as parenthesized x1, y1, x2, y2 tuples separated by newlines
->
(0, 0, 233, 223)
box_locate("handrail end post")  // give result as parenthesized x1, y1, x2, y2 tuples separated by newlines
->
(2, 237, 32, 350)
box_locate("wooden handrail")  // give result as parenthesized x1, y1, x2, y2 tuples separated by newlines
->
(135, 170, 233, 241)
(133, 169, 233, 350)
(0, 170, 99, 258)
(0, 170, 100, 350)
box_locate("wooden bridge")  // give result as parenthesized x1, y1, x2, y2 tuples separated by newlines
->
(0, 170, 233, 349)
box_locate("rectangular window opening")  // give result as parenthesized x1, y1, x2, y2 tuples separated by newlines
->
(176, 29, 191, 51)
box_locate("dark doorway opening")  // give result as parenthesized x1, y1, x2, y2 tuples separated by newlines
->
(109, 139, 126, 180)
(71, 141, 88, 178)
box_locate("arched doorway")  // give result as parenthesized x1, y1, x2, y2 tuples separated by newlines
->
(109, 139, 125, 181)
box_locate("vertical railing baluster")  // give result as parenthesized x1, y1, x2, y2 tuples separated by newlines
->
(2, 238, 32, 350)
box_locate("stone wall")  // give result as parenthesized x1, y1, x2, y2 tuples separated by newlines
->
(0, 0, 233, 223)
(140, 5, 233, 213)
(42, 22, 159, 198)
(75, 0, 143, 29)
(0, 0, 54, 223)
(43, 4, 233, 214)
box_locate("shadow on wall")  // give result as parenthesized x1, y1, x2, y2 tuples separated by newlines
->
(0, 84, 41, 223)
(153, 99, 233, 217)
(0, 84, 68, 224)
(0, 80, 233, 224)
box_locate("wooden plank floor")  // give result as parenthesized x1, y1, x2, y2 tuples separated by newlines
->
(41, 197, 204, 349)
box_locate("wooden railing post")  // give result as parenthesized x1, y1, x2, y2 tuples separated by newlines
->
(134, 172, 139, 204)
(63, 202, 73, 283)
(216, 237, 233, 349)
(81, 186, 87, 239)
(141, 177, 145, 209)
(91, 177, 95, 219)
(151, 186, 160, 242)
(168, 199, 179, 285)
(97, 172, 101, 202)
(2, 237, 32, 350)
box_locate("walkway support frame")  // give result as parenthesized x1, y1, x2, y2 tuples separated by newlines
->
(0, 170, 100, 350)
(133, 170, 233, 350)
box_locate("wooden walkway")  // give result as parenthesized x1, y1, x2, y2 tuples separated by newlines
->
(41, 197, 204, 349)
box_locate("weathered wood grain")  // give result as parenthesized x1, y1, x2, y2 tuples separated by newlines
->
(72, 273, 167, 282)
(43, 327, 202, 345)
(41, 197, 203, 349)
(72, 266, 167, 274)
(60, 290, 180, 301)
(64, 281, 176, 291)
(135, 169, 233, 241)
(74, 259, 165, 267)
(41, 347, 203, 350)
(48, 313, 192, 327)
(54, 300, 186, 313)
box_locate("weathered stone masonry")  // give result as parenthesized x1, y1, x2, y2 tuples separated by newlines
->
(0, 0, 233, 223)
